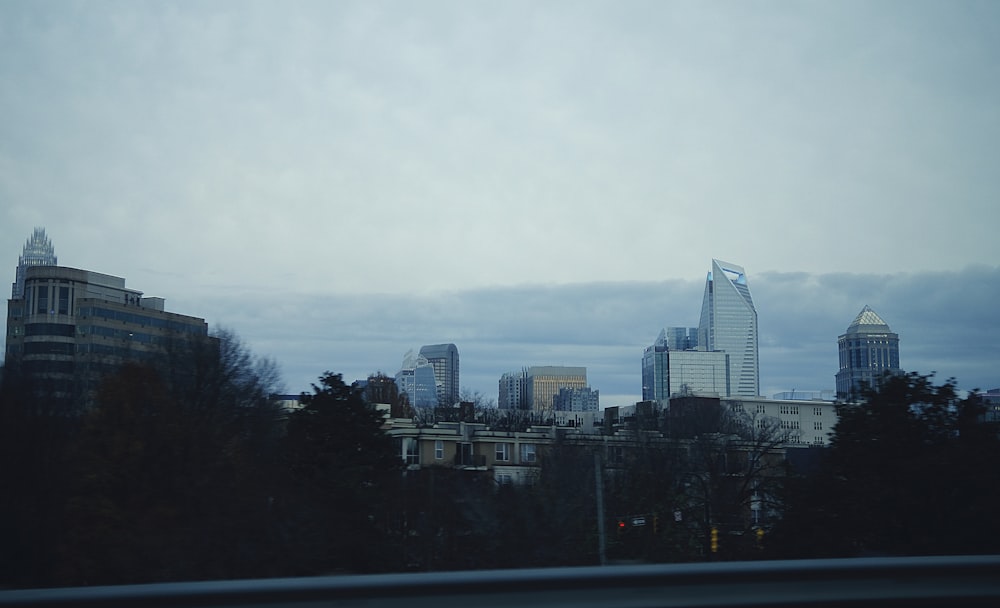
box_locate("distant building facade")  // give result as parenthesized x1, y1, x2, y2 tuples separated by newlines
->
(643, 329, 729, 401)
(835, 305, 900, 401)
(395, 350, 438, 408)
(498, 368, 527, 410)
(552, 386, 599, 412)
(5, 264, 210, 408)
(525, 366, 588, 413)
(662, 326, 699, 350)
(982, 389, 1000, 425)
(697, 259, 759, 397)
(772, 390, 836, 401)
(418, 343, 459, 406)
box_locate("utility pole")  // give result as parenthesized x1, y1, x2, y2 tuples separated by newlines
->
(594, 451, 607, 565)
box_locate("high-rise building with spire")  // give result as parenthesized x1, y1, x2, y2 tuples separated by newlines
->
(835, 305, 900, 400)
(697, 259, 759, 397)
(11, 227, 57, 300)
(6, 228, 211, 409)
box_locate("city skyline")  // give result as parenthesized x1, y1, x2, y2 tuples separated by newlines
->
(4, 229, 996, 408)
(2, 2, 998, 404)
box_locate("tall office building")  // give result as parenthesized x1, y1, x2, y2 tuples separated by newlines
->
(697, 259, 759, 397)
(498, 368, 527, 410)
(11, 227, 57, 300)
(418, 343, 459, 406)
(835, 305, 900, 400)
(525, 366, 587, 413)
(642, 329, 729, 401)
(395, 350, 438, 408)
(552, 386, 599, 412)
(6, 264, 210, 408)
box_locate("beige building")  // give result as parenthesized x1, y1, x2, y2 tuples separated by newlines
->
(525, 366, 588, 413)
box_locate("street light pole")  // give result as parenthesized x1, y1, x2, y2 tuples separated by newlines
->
(594, 451, 607, 566)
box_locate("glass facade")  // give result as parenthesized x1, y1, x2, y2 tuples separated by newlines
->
(395, 350, 439, 408)
(697, 260, 759, 397)
(418, 343, 460, 406)
(642, 332, 729, 401)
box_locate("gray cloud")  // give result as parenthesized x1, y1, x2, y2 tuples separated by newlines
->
(3, 1, 1000, 297)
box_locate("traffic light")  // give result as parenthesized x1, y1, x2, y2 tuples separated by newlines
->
(617, 520, 626, 536)
(653, 514, 659, 534)
(710, 527, 719, 553)
(755, 527, 764, 548)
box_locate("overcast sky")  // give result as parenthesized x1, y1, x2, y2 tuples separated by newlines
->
(2, 1, 998, 404)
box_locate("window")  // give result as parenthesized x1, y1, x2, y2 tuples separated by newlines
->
(403, 438, 419, 465)
(757, 404, 766, 414)
(814, 407, 823, 416)
(496, 473, 512, 486)
(520, 443, 537, 463)
(37, 286, 48, 314)
(434, 440, 444, 460)
(58, 286, 70, 315)
(495, 442, 511, 462)
(814, 421, 823, 430)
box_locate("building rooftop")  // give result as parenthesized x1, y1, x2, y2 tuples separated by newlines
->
(846, 305, 892, 333)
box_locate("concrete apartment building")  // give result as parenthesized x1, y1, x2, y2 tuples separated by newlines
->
(382, 396, 810, 531)
(385, 393, 837, 481)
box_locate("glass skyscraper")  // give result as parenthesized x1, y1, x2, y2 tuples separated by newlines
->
(835, 305, 900, 401)
(395, 350, 439, 408)
(418, 343, 460, 406)
(697, 259, 759, 397)
(642, 329, 729, 401)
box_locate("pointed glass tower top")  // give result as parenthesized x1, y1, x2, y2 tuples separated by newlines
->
(12, 227, 58, 299)
(846, 305, 891, 333)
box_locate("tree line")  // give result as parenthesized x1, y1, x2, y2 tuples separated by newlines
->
(1, 335, 997, 588)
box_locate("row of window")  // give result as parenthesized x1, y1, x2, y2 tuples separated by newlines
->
(25, 285, 73, 316)
(78, 307, 206, 335)
(24, 323, 75, 337)
(411, 440, 538, 465)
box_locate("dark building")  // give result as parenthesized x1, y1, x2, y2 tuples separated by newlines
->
(835, 305, 900, 401)
(5, 264, 210, 409)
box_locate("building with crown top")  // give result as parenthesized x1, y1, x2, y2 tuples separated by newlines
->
(5, 229, 212, 409)
(11, 227, 57, 300)
(835, 305, 900, 400)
